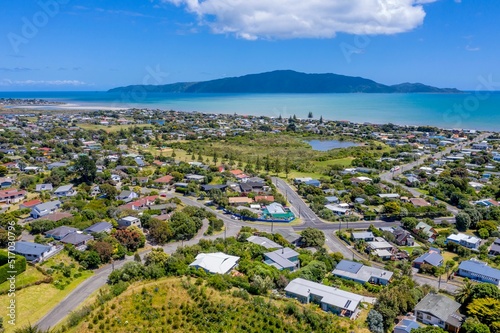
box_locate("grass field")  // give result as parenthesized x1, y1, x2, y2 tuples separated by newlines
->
(77, 124, 153, 133)
(0, 265, 48, 294)
(0, 271, 92, 333)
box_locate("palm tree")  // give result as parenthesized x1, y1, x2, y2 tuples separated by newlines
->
(455, 278, 474, 304)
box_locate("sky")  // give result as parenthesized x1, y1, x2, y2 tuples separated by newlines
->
(1, 0, 499, 91)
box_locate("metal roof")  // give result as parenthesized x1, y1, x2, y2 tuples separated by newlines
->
(14, 241, 51, 257)
(459, 260, 500, 280)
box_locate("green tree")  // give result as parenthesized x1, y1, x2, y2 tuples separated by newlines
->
(273, 157, 282, 174)
(401, 217, 418, 230)
(74, 155, 97, 184)
(456, 212, 471, 231)
(462, 317, 491, 333)
(284, 157, 291, 178)
(149, 219, 173, 245)
(367, 309, 384, 333)
(99, 183, 117, 199)
(301, 228, 325, 247)
(144, 248, 169, 266)
(0, 165, 8, 177)
(467, 298, 500, 326)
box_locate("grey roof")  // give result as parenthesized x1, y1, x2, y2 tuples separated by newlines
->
(83, 222, 113, 234)
(36, 184, 53, 191)
(264, 247, 299, 270)
(247, 235, 283, 249)
(414, 252, 443, 267)
(489, 243, 500, 253)
(352, 232, 374, 240)
(285, 278, 363, 312)
(45, 226, 77, 238)
(459, 260, 500, 280)
(414, 293, 461, 321)
(395, 319, 420, 333)
(267, 202, 285, 215)
(276, 229, 302, 244)
(54, 184, 73, 193)
(34, 200, 61, 212)
(333, 260, 393, 283)
(60, 232, 93, 245)
(14, 241, 51, 257)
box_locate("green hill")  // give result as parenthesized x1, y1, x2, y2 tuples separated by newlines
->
(109, 70, 460, 94)
(66, 277, 369, 333)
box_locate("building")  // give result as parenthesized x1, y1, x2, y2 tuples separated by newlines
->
(60, 232, 93, 247)
(413, 222, 438, 241)
(19, 199, 43, 210)
(31, 200, 62, 219)
(488, 238, 500, 256)
(332, 260, 393, 285)
(284, 278, 364, 318)
(83, 221, 113, 234)
(351, 232, 374, 242)
(446, 234, 481, 249)
(116, 190, 139, 203)
(118, 216, 141, 228)
(189, 252, 240, 274)
(54, 184, 76, 197)
(154, 175, 174, 187)
(228, 197, 253, 205)
(13, 241, 53, 262)
(414, 293, 464, 333)
(394, 316, 420, 333)
(44, 226, 78, 240)
(457, 260, 500, 286)
(246, 235, 282, 249)
(35, 183, 53, 192)
(264, 247, 299, 271)
(393, 227, 414, 246)
(0, 189, 26, 204)
(265, 202, 290, 219)
(276, 229, 302, 246)
(413, 248, 443, 268)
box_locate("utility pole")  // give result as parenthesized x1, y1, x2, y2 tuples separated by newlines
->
(271, 220, 274, 233)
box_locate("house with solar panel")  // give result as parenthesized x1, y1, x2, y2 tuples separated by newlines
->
(284, 278, 364, 319)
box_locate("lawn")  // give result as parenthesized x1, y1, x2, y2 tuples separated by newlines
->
(312, 157, 355, 168)
(0, 265, 48, 294)
(0, 271, 92, 333)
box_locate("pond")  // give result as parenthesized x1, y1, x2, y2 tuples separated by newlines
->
(306, 139, 359, 151)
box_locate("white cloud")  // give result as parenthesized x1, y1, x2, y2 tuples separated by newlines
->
(163, 0, 437, 40)
(0, 79, 90, 86)
(465, 45, 480, 52)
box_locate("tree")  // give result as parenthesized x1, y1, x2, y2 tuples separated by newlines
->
(144, 248, 169, 266)
(99, 183, 117, 199)
(74, 155, 97, 184)
(284, 157, 291, 178)
(0, 165, 8, 177)
(384, 201, 401, 215)
(401, 217, 418, 230)
(411, 327, 446, 333)
(113, 227, 145, 252)
(367, 309, 384, 333)
(462, 317, 491, 333)
(467, 298, 500, 326)
(456, 212, 471, 231)
(307, 111, 313, 119)
(273, 157, 282, 174)
(212, 151, 218, 164)
(149, 219, 173, 245)
(301, 228, 325, 247)
(90, 241, 114, 263)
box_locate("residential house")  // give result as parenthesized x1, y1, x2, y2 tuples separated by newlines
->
(367, 238, 394, 260)
(0, 177, 14, 188)
(153, 175, 174, 187)
(228, 197, 253, 205)
(406, 176, 420, 187)
(457, 260, 500, 286)
(83, 221, 113, 234)
(413, 248, 444, 268)
(0, 189, 26, 204)
(409, 198, 431, 207)
(276, 229, 302, 246)
(254, 195, 274, 203)
(394, 317, 420, 333)
(246, 235, 282, 249)
(325, 196, 340, 204)
(54, 184, 76, 198)
(60, 232, 93, 247)
(414, 293, 464, 333)
(44, 226, 77, 240)
(31, 200, 62, 219)
(446, 233, 481, 249)
(265, 202, 290, 219)
(200, 184, 227, 192)
(284, 278, 364, 318)
(474, 198, 500, 207)
(413, 222, 438, 242)
(378, 193, 401, 200)
(240, 181, 266, 193)
(332, 260, 393, 285)
(325, 204, 351, 216)
(393, 227, 415, 246)
(47, 161, 69, 170)
(13, 241, 54, 262)
(185, 174, 205, 183)
(116, 190, 139, 203)
(488, 238, 500, 256)
(351, 232, 374, 242)
(35, 183, 53, 192)
(119, 195, 158, 211)
(189, 252, 240, 274)
(264, 247, 300, 271)
(19, 199, 42, 210)
(118, 216, 141, 228)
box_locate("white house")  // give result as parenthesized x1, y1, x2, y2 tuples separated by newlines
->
(189, 252, 240, 274)
(31, 200, 62, 219)
(54, 184, 76, 198)
(446, 233, 481, 249)
(118, 216, 141, 228)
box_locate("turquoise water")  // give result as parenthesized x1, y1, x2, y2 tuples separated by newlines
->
(306, 140, 359, 151)
(1, 91, 500, 131)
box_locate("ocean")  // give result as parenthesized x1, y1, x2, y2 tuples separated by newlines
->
(1, 91, 500, 131)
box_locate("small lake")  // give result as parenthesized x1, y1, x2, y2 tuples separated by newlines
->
(306, 140, 359, 151)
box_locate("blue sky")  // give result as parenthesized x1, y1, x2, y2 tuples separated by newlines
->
(1, 0, 499, 91)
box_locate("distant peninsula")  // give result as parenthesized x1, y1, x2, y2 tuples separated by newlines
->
(109, 70, 460, 94)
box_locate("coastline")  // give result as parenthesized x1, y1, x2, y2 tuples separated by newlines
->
(1, 91, 500, 131)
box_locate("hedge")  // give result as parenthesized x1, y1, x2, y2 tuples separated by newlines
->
(0, 250, 27, 284)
